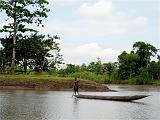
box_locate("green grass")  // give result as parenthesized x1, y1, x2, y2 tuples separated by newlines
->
(0, 74, 74, 81)
(0, 72, 160, 85)
(66, 71, 110, 83)
(0, 71, 109, 83)
(153, 80, 160, 85)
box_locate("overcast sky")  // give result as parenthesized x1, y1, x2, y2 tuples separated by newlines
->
(0, 0, 160, 65)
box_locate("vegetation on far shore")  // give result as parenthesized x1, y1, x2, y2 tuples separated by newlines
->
(0, 1, 160, 86)
(0, 41, 160, 85)
(0, 70, 159, 85)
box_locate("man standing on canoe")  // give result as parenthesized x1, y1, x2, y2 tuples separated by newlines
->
(74, 77, 79, 95)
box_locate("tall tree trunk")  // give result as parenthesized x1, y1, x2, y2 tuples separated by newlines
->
(23, 58, 27, 73)
(11, 29, 16, 74)
(11, 0, 17, 74)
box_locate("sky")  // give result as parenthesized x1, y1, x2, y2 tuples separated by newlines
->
(0, 0, 160, 65)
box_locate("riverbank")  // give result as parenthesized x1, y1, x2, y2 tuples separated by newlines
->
(116, 79, 160, 86)
(0, 75, 109, 92)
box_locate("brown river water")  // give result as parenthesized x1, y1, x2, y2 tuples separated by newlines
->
(0, 85, 160, 120)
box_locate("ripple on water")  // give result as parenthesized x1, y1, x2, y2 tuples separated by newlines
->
(0, 86, 160, 120)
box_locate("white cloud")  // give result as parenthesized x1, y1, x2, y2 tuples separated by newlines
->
(75, 0, 128, 36)
(37, 0, 148, 38)
(61, 42, 128, 65)
(37, 19, 127, 39)
(74, 0, 149, 36)
(131, 16, 148, 26)
(76, 0, 115, 19)
(86, 20, 127, 36)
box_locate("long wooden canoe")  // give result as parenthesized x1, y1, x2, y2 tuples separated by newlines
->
(74, 94, 149, 101)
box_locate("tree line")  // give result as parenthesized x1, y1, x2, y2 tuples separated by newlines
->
(57, 41, 160, 84)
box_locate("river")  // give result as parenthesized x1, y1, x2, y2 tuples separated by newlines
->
(0, 85, 160, 120)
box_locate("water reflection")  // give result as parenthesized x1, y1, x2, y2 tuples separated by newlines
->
(72, 97, 79, 119)
(130, 101, 147, 105)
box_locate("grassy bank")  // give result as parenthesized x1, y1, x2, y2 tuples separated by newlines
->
(0, 74, 73, 81)
(0, 74, 109, 91)
(153, 80, 160, 85)
(0, 72, 159, 86)
(110, 79, 160, 85)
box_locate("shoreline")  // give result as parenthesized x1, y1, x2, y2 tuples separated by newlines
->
(0, 78, 109, 92)
(107, 83, 160, 87)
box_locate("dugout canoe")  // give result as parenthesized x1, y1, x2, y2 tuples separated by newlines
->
(74, 94, 149, 101)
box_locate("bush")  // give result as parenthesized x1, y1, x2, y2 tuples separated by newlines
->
(128, 68, 152, 85)
(59, 71, 109, 83)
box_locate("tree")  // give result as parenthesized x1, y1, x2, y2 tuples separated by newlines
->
(0, 34, 63, 73)
(87, 58, 103, 74)
(64, 64, 79, 74)
(158, 55, 160, 63)
(148, 61, 160, 80)
(118, 51, 139, 80)
(0, 0, 50, 73)
(19, 34, 63, 72)
(32, 34, 62, 71)
(0, 35, 14, 68)
(133, 41, 157, 68)
(80, 63, 87, 71)
(0, 48, 5, 73)
(117, 41, 158, 81)
(102, 62, 115, 80)
(49, 53, 64, 71)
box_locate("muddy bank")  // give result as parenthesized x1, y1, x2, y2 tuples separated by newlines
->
(0, 78, 109, 92)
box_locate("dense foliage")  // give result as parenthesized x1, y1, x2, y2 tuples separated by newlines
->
(0, 34, 63, 73)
